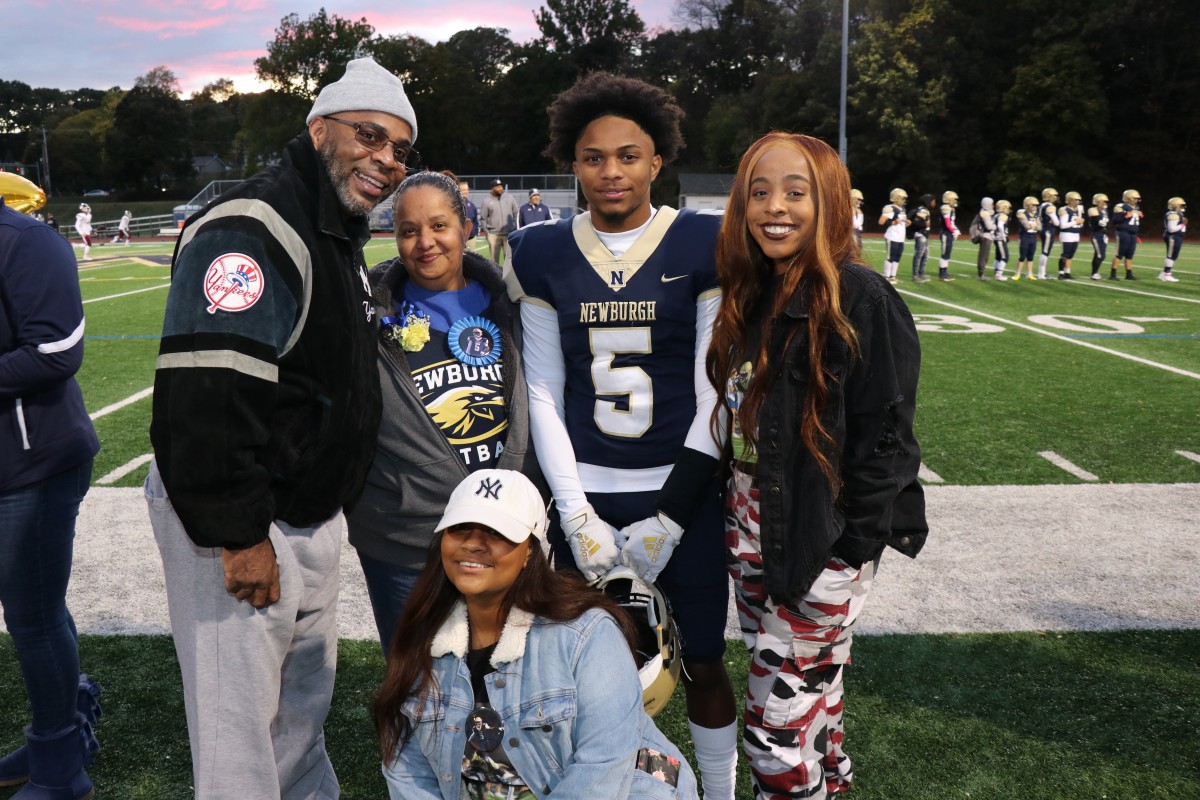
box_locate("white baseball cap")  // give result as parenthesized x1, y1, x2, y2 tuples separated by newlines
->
(436, 470, 548, 545)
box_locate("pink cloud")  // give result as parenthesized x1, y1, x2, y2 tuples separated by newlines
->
(98, 14, 229, 37)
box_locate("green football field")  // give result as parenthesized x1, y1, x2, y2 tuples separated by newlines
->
(76, 234, 1200, 490)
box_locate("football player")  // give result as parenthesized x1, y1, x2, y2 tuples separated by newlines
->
(1056, 191, 1084, 279)
(505, 73, 739, 800)
(878, 188, 909, 284)
(1087, 193, 1110, 279)
(1110, 189, 1143, 280)
(73, 203, 93, 260)
(1160, 196, 1186, 282)
(1036, 187, 1059, 279)
(937, 190, 959, 281)
(911, 193, 934, 283)
(992, 199, 1012, 280)
(975, 197, 996, 280)
(1012, 196, 1040, 281)
(851, 188, 865, 253)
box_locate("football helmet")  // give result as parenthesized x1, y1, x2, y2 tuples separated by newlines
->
(1092, 193, 1109, 207)
(598, 567, 681, 718)
(79, 203, 91, 213)
(942, 191, 959, 206)
(1167, 196, 1186, 212)
(1065, 191, 1082, 207)
(1041, 187, 1059, 202)
(996, 199, 1012, 214)
(1023, 196, 1038, 212)
(889, 188, 907, 205)
(850, 188, 863, 207)
(1122, 189, 1141, 205)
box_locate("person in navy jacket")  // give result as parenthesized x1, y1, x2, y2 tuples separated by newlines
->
(0, 192, 102, 799)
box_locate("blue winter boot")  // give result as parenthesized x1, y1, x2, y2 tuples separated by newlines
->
(0, 675, 102, 788)
(11, 714, 95, 800)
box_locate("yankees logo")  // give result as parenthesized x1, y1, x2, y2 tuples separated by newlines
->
(476, 477, 502, 499)
(203, 253, 264, 314)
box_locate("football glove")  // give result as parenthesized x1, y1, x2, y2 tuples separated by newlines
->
(562, 505, 622, 583)
(619, 512, 683, 585)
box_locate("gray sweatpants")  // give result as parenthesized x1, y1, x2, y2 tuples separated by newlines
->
(146, 462, 341, 800)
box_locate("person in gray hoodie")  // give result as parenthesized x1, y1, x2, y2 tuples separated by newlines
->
(346, 171, 542, 651)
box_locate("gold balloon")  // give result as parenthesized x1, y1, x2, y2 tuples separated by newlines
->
(0, 171, 47, 214)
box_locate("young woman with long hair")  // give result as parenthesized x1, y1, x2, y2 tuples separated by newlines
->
(373, 469, 698, 800)
(706, 132, 929, 799)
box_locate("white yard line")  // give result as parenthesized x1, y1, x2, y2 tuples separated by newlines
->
(898, 290, 1200, 380)
(83, 283, 170, 304)
(918, 463, 945, 483)
(1176, 450, 1200, 465)
(96, 454, 154, 485)
(1038, 451, 1099, 481)
(89, 386, 153, 420)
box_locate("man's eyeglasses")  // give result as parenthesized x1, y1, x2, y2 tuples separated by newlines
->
(324, 116, 420, 168)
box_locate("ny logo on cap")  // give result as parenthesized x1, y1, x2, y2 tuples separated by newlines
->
(477, 478, 502, 500)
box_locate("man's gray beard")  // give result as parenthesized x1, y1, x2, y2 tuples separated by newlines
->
(318, 139, 393, 217)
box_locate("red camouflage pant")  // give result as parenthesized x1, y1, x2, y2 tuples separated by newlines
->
(726, 469, 876, 799)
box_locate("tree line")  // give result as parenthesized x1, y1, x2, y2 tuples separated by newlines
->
(2, 0, 1196, 219)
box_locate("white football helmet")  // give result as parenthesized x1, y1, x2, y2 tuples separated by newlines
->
(598, 567, 682, 718)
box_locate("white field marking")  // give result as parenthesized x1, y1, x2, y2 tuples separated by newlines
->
(897, 290, 1200, 381)
(918, 463, 944, 483)
(1124, 317, 1186, 322)
(89, 386, 153, 421)
(96, 453, 154, 485)
(1038, 451, 1100, 481)
(82, 283, 170, 304)
(1176, 450, 1200, 465)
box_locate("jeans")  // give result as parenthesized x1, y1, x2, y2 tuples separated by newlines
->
(0, 460, 92, 733)
(912, 232, 928, 275)
(356, 550, 422, 655)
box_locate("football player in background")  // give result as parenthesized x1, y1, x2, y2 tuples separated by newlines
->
(73, 203, 92, 260)
(975, 197, 996, 280)
(1036, 187, 1059, 280)
(936, 190, 959, 281)
(1012, 196, 1040, 281)
(1087, 193, 1110, 280)
(1056, 191, 1085, 279)
(1160, 197, 1186, 282)
(112, 210, 131, 245)
(851, 188, 864, 253)
(506, 72, 738, 800)
(992, 199, 1012, 281)
(1110, 189, 1143, 280)
(878, 188, 909, 284)
(910, 193, 933, 283)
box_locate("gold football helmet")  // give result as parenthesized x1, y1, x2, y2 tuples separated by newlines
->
(1041, 187, 1059, 202)
(1167, 196, 1186, 212)
(599, 568, 682, 718)
(942, 191, 959, 206)
(0, 172, 46, 215)
(850, 188, 863, 208)
(889, 188, 908, 205)
(1065, 191, 1082, 207)
(1122, 189, 1141, 204)
(1023, 196, 1039, 212)
(1092, 193, 1109, 207)
(996, 199, 1012, 214)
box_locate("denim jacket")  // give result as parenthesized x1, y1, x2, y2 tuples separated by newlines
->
(754, 263, 928, 605)
(384, 603, 699, 800)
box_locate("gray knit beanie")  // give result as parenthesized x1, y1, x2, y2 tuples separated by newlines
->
(306, 57, 418, 143)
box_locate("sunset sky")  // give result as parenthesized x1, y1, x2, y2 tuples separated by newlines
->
(6, 0, 679, 96)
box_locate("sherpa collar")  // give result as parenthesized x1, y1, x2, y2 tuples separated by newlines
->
(430, 601, 536, 668)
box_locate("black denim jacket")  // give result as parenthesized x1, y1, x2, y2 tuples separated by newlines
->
(754, 263, 928, 605)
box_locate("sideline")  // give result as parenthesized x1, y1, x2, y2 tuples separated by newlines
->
(83, 283, 170, 304)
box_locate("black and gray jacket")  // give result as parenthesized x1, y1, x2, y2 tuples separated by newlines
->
(346, 251, 542, 569)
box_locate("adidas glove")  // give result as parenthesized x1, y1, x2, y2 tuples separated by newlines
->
(562, 505, 622, 583)
(618, 512, 683, 585)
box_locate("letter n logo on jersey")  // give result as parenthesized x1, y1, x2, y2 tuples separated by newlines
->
(609, 269, 626, 287)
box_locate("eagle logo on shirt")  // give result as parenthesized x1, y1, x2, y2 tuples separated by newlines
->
(428, 387, 507, 442)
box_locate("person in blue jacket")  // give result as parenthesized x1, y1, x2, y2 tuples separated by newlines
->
(373, 469, 698, 800)
(0, 192, 102, 800)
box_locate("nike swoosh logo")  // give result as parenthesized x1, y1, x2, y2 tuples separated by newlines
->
(661, 274, 688, 283)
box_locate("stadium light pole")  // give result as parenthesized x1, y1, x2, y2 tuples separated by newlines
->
(40, 127, 53, 197)
(838, 0, 848, 164)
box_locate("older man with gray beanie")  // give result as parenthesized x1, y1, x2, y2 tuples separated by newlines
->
(146, 56, 416, 800)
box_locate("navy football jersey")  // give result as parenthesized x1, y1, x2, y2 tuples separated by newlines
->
(508, 208, 720, 474)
